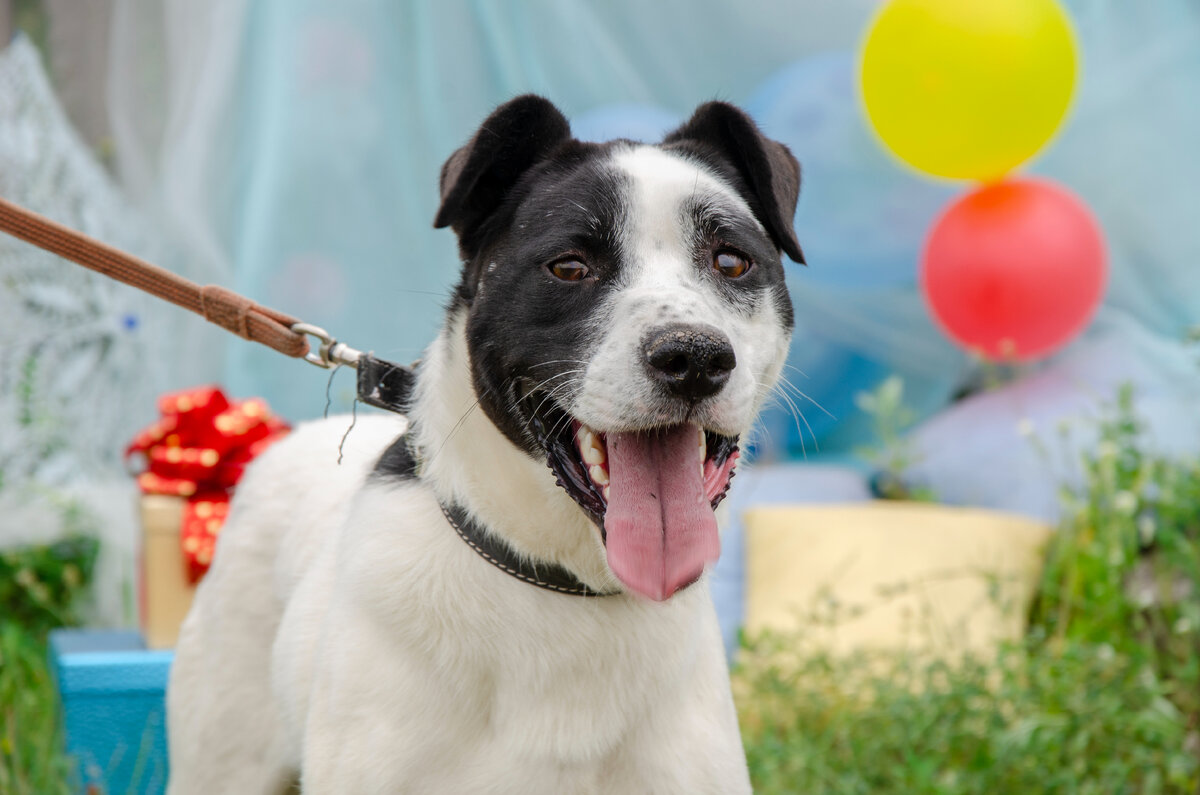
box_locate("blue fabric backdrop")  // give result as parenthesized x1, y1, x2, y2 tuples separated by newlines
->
(189, 0, 1198, 460)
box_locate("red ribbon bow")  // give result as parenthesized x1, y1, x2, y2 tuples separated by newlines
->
(126, 386, 289, 582)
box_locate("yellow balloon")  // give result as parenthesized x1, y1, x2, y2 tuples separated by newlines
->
(861, 0, 1078, 181)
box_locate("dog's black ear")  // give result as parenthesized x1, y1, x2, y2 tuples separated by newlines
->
(434, 95, 572, 254)
(664, 102, 805, 264)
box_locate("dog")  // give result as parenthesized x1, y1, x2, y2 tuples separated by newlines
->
(166, 95, 804, 794)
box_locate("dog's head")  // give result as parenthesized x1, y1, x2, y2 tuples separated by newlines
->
(434, 96, 803, 601)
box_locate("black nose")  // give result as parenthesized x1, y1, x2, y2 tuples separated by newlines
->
(643, 324, 737, 400)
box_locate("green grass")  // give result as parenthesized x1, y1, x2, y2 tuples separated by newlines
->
(0, 534, 97, 793)
(735, 385, 1200, 794)
(1032, 385, 1200, 726)
(735, 634, 1196, 794)
(0, 624, 73, 795)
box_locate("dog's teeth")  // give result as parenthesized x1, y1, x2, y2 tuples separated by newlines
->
(602, 485, 610, 503)
(580, 428, 606, 465)
(575, 426, 589, 446)
(698, 428, 706, 464)
(582, 439, 605, 465)
(589, 464, 609, 486)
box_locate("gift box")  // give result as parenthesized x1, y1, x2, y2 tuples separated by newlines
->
(128, 386, 288, 649)
(140, 495, 192, 649)
(49, 629, 172, 794)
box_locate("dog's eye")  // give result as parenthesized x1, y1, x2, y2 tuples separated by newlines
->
(714, 250, 752, 279)
(547, 259, 591, 282)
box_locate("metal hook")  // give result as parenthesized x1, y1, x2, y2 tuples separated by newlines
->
(291, 322, 364, 369)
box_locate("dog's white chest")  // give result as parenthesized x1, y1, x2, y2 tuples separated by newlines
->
(271, 479, 745, 792)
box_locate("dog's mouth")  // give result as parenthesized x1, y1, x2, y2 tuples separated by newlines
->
(527, 395, 739, 601)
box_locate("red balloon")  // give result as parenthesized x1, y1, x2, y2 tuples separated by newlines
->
(921, 178, 1106, 361)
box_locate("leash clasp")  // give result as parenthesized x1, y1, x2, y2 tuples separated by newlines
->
(292, 322, 415, 416)
(291, 322, 363, 369)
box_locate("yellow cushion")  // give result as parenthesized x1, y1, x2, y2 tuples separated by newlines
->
(743, 502, 1051, 658)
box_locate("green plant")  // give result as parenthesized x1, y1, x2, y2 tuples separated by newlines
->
(854, 375, 935, 501)
(0, 624, 74, 795)
(736, 382, 1199, 793)
(1032, 383, 1200, 729)
(0, 534, 99, 639)
(0, 509, 99, 793)
(736, 632, 1197, 794)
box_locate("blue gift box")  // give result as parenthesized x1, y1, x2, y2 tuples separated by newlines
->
(48, 629, 172, 794)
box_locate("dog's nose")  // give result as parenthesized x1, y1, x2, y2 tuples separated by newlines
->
(643, 324, 737, 400)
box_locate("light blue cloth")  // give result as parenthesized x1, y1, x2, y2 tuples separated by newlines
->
(213, 1, 1199, 465)
(220, 0, 874, 424)
(163, 2, 1200, 650)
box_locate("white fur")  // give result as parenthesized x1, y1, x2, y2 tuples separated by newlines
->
(165, 144, 787, 794)
(168, 328, 752, 794)
(572, 146, 791, 437)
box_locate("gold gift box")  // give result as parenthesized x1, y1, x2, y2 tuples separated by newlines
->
(139, 494, 196, 649)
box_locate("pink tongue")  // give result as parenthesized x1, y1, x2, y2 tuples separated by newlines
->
(604, 426, 720, 601)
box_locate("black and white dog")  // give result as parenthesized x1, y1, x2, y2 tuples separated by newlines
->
(167, 96, 804, 794)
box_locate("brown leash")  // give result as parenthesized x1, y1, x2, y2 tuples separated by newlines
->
(0, 195, 310, 359)
(2, 195, 619, 596)
(0, 195, 416, 413)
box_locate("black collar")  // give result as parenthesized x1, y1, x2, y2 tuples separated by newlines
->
(373, 430, 619, 598)
(438, 501, 618, 597)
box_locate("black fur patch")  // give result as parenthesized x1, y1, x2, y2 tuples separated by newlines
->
(373, 434, 418, 480)
(434, 95, 572, 261)
(664, 102, 805, 266)
(431, 96, 803, 461)
(462, 150, 631, 457)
